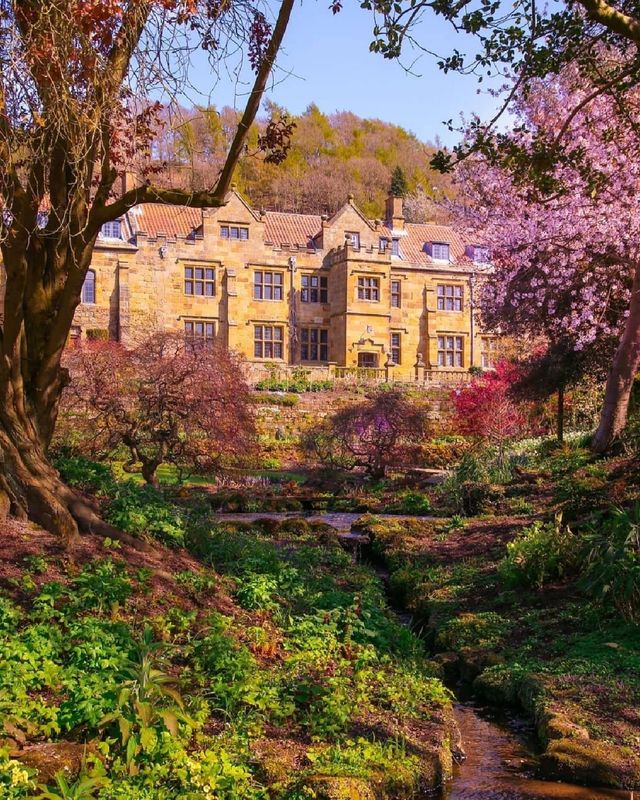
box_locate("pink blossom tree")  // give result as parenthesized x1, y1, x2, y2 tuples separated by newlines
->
(453, 68, 640, 451)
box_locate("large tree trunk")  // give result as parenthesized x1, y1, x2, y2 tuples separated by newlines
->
(0, 403, 147, 546)
(592, 263, 640, 453)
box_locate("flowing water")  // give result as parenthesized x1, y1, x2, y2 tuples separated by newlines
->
(443, 702, 631, 800)
(213, 511, 634, 800)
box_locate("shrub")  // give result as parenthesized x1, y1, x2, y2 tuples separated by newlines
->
(498, 517, 579, 589)
(384, 491, 432, 515)
(437, 611, 511, 650)
(302, 389, 431, 478)
(53, 453, 115, 495)
(250, 392, 299, 406)
(255, 377, 333, 393)
(581, 504, 640, 621)
(105, 483, 186, 547)
(62, 334, 255, 485)
(451, 363, 534, 460)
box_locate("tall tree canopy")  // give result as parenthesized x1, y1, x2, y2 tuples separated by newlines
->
(0, 0, 296, 538)
(453, 67, 640, 450)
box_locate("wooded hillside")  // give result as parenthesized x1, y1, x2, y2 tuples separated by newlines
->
(152, 103, 454, 219)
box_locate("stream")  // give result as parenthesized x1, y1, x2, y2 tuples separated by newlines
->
(444, 702, 629, 799)
(213, 511, 634, 800)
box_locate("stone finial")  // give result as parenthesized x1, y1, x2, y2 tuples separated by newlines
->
(231, 182, 238, 192)
(348, 193, 354, 204)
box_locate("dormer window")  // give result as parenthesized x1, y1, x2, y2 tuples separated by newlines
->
(221, 225, 249, 240)
(391, 239, 400, 257)
(431, 242, 450, 261)
(100, 220, 122, 239)
(472, 245, 490, 263)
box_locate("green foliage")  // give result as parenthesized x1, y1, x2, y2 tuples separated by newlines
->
(36, 768, 106, 800)
(581, 504, 640, 621)
(499, 517, 579, 589)
(54, 454, 115, 495)
(389, 165, 408, 197)
(106, 483, 186, 547)
(233, 571, 279, 611)
(0, 752, 36, 799)
(99, 627, 190, 770)
(251, 391, 299, 406)
(72, 560, 133, 612)
(437, 611, 511, 650)
(255, 377, 333, 393)
(307, 737, 418, 786)
(384, 490, 432, 515)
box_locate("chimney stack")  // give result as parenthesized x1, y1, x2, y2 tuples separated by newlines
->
(385, 193, 404, 231)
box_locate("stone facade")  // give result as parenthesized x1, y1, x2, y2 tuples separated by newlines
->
(71, 190, 495, 381)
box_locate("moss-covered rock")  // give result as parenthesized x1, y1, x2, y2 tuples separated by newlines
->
(540, 738, 640, 789)
(303, 776, 378, 800)
(473, 666, 519, 706)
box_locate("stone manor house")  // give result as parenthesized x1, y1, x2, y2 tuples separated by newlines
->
(73, 189, 496, 382)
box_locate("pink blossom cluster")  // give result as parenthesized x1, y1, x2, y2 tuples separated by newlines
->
(453, 68, 640, 351)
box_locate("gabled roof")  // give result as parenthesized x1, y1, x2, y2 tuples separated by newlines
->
(121, 197, 471, 266)
(131, 204, 202, 238)
(326, 197, 377, 232)
(264, 211, 321, 248)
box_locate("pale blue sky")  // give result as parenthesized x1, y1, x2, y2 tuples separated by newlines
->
(190, 0, 504, 146)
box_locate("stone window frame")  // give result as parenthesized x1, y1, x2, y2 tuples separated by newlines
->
(221, 225, 249, 240)
(357, 276, 380, 302)
(301, 274, 328, 304)
(81, 269, 96, 304)
(437, 284, 463, 312)
(481, 336, 498, 369)
(184, 319, 216, 348)
(254, 325, 284, 359)
(437, 335, 464, 368)
(301, 327, 328, 362)
(184, 265, 215, 297)
(390, 332, 401, 365)
(391, 279, 401, 308)
(254, 270, 284, 301)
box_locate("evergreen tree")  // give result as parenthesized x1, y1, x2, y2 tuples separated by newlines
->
(390, 166, 408, 197)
